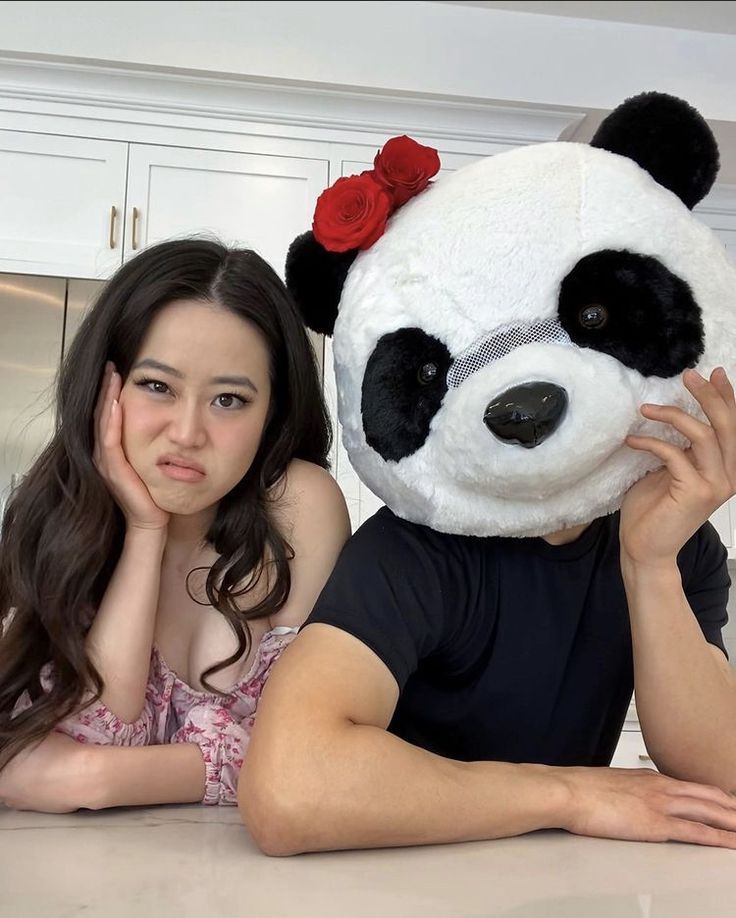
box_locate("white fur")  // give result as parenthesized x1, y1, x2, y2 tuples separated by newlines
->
(332, 142, 736, 537)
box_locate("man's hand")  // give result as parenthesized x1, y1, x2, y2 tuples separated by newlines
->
(621, 367, 736, 569)
(560, 766, 736, 848)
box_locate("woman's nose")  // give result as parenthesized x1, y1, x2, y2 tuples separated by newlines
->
(167, 401, 207, 448)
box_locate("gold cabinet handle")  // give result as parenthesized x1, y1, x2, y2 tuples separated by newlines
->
(109, 205, 117, 249)
(131, 206, 140, 250)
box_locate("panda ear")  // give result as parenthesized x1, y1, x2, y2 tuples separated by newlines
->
(590, 91, 719, 209)
(285, 231, 358, 336)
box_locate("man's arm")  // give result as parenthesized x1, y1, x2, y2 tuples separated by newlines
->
(240, 624, 736, 855)
(623, 557, 736, 790)
(621, 367, 736, 791)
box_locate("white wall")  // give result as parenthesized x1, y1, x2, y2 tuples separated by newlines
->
(1, 1, 736, 121)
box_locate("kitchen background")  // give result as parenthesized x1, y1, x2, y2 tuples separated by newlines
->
(1, 1, 736, 769)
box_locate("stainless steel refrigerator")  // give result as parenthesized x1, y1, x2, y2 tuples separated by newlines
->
(0, 274, 103, 514)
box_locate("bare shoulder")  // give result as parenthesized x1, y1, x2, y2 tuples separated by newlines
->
(272, 459, 351, 543)
(267, 460, 351, 629)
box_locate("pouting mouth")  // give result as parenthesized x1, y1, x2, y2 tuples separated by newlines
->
(157, 454, 206, 474)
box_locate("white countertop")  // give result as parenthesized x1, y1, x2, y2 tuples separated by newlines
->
(1, 804, 735, 918)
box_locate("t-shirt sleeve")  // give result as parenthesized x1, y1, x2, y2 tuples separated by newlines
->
(679, 521, 731, 658)
(302, 511, 451, 690)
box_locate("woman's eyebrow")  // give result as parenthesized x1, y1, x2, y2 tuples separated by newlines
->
(210, 374, 258, 393)
(132, 358, 183, 378)
(132, 359, 258, 393)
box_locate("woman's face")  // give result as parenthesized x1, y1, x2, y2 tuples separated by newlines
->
(118, 299, 272, 518)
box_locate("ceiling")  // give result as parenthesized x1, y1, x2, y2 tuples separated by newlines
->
(433, 1, 736, 35)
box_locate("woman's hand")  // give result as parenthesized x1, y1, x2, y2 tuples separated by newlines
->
(94, 362, 169, 532)
(0, 733, 97, 813)
(620, 367, 736, 569)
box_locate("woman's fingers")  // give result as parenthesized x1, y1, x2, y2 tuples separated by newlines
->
(93, 362, 116, 467)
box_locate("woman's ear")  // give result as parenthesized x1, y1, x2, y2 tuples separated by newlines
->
(285, 232, 358, 336)
(590, 91, 719, 209)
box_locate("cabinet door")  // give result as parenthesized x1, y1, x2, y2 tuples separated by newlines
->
(611, 729, 657, 771)
(0, 131, 127, 279)
(125, 145, 329, 280)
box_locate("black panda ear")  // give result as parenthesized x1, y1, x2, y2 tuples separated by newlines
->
(590, 91, 719, 209)
(285, 231, 358, 336)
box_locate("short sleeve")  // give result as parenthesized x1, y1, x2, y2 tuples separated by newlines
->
(303, 510, 452, 690)
(679, 521, 731, 658)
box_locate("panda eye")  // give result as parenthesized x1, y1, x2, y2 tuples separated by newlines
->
(579, 304, 608, 329)
(418, 362, 439, 385)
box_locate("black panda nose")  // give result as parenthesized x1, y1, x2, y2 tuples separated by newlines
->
(484, 382, 568, 449)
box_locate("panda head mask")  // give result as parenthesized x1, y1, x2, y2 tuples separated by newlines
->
(287, 92, 736, 538)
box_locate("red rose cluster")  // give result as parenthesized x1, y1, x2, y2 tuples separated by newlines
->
(312, 135, 441, 253)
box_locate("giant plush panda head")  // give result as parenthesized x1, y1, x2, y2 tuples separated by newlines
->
(287, 92, 736, 538)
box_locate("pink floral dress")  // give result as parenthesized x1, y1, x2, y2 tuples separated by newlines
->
(45, 627, 298, 805)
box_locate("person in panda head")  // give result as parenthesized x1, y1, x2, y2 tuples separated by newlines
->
(241, 92, 736, 854)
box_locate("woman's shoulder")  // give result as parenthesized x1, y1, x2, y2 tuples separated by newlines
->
(273, 458, 345, 508)
(271, 459, 351, 542)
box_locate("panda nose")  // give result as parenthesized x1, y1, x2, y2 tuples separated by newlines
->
(483, 382, 568, 449)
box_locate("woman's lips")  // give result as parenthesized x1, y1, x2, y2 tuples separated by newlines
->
(157, 456, 206, 482)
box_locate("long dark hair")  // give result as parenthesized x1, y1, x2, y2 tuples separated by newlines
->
(0, 238, 330, 768)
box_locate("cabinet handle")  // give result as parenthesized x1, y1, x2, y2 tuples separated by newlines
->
(109, 205, 117, 249)
(131, 207, 140, 250)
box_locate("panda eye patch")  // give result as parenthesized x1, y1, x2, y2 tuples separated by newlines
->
(362, 328, 451, 462)
(558, 249, 704, 377)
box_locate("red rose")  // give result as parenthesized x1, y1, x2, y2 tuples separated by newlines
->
(373, 135, 441, 207)
(313, 173, 393, 252)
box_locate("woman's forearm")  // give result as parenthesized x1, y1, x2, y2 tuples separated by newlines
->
(85, 527, 167, 723)
(87, 742, 206, 809)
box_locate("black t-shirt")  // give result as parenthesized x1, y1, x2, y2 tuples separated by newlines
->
(305, 507, 730, 766)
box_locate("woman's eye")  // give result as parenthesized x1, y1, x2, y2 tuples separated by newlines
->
(214, 393, 246, 409)
(136, 378, 170, 395)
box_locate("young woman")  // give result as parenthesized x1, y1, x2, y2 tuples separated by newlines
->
(0, 238, 350, 810)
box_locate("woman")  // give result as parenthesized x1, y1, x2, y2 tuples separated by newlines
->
(0, 238, 350, 810)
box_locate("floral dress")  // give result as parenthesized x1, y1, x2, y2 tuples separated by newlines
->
(45, 626, 297, 805)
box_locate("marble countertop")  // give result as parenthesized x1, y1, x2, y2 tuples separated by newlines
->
(1, 804, 735, 918)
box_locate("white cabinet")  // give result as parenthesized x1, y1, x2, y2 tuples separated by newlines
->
(611, 730, 656, 771)
(125, 145, 329, 278)
(611, 697, 656, 770)
(0, 131, 329, 283)
(0, 131, 127, 279)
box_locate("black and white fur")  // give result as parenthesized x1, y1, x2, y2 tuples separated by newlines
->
(287, 93, 736, 538)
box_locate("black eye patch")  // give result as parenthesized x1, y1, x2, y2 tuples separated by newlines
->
(558, 250, 704, 377)
(362, 328, 451, 462)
